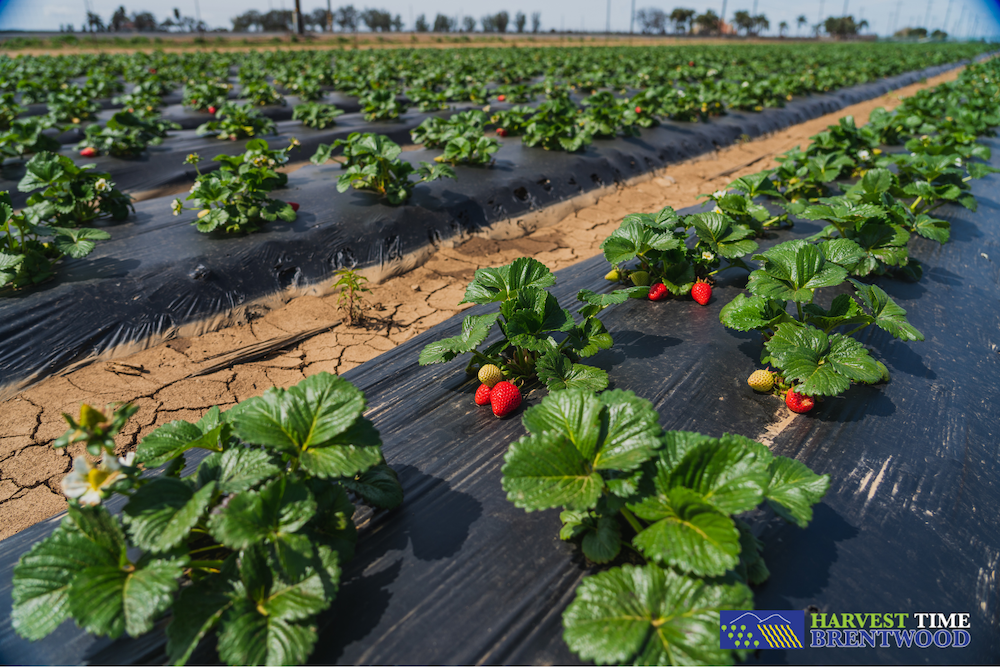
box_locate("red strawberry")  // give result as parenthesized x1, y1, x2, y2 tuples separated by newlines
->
(149, 67, 157, 74)
(208, 105, 217, 114)
(490, 381, 521, 417)
(497, 94, 506, 102)
(288, 202, 300, 212)
(635, 106, 642, 114)
(785, 389, 815, 414)
(79, 146, 97, 157)
(496, 127, 507, 137)
(688, 60, 695, 66)
(648, 282, 668, 301)
(474, 383, 493, 406)
(691, 281, 711, 305)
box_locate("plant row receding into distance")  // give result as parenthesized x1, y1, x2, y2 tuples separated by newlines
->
(0, 41, 990, 290)
(7, 52, 1000, 667)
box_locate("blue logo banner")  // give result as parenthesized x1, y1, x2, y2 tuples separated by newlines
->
(720, 610, 806, 649)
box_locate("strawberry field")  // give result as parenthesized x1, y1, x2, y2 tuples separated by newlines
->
(1, 40, 999, 666)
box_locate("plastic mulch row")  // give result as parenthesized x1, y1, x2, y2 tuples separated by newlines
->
(0, 139, 998, 665)
(0, 60, 966, 210)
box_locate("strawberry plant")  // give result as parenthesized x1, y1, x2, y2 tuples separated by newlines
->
(0, 116, 60, 159)
(488, 105, 534, 136)
(0, 191, 110, 291)
(501, 388, 828, 664)
(419, 257, 614, 393)
(197, 102, 277, 141)
(241, 80, 285, 107)
(359, 89, 408, 122)
(522, 99, 592, 152)
(411, 111, 501, 166)
(173, 139, 298, 234)
(46, 86, 101, 125)
(18, 152, 133, 226)
(0, 92, 22, 131)
(406, 88, 450, 112)
(77, 111, 181, 159)
(600, 206, 757, 298)
(580, 91, 639, 139)
(292, 102, 344, 129)
(10, 372, 403, 666)
(183, 80, 231, 112)
(310, 133, 455, 206)
(720, 238, 924, 401)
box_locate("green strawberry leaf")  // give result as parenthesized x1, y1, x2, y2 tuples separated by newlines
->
(535, 350, 609, 393)
(630, 487, 740, 576)
(341, 463, 404, 510)
(563, 563, 752, 665)
(765, 456, 831, 528)
(123, 478, 217, 553)
(460, 256, 555, 304)
(748, 239, 848, 303)
(501, 431, 606, 511)
(418, 313, 500, 365)
(848, 278, 924, 341)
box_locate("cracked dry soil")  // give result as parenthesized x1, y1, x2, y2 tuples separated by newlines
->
(0, 68, 963, 540)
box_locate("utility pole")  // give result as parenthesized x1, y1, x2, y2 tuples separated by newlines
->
(293, 0, 303, 34)
(629, 0, 635, 33)
(193, 0, 202, 30)
(892, 0, 902, 34)
(720, 0, 727, 33)
(606, 0, 611, 34)
(842, 0, 848, 18)
(326, 0, 332, 32)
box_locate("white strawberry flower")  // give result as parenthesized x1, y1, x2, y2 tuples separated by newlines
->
(61, 454, 122, 506)
(713, 189, 727, 199)
(706, 69, 718, 77)
(713, 205, 723, 214)
(677, 89, 686, 97)
(741, 81, 749, 88)
(171, 199, 183, 216)
(954, 157, 963, 167)
(857, 149, 870, 161)
(94, 178, 110, 193)
(702, 251, 715, 261)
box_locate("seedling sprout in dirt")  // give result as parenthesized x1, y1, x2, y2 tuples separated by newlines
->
(10, 373, 403, 667)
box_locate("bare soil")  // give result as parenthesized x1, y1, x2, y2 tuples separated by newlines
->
(0, 67, 962, 540)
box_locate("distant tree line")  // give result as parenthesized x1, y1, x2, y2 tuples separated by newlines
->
(230, 6, 542, 33)
(61, 6, 207, 32)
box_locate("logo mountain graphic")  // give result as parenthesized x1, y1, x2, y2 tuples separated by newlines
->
(719, 610, 806, 650)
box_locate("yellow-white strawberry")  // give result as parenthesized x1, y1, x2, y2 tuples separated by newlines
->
(478, 364, 503, 388)
(605, 268, 621, 281)
(747, 369, 774, 392)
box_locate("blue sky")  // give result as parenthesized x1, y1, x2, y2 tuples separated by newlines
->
(1, 0, 999, 36)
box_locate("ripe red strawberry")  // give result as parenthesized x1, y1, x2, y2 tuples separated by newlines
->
(648, 282, 668, 301)
(79, 146, 97, 157)
(149, 67, 157, 74)
(688, 60, 695, 66)
(288, 202, 300, 212)
(691, 281, 711, 305)
(635, 106, 642, 113)
(474, 383, 492, 406)
(497, 94, 506, 102)
(208, 105, 217, 114)
(785, 389, 815, 414)
(496, 127, 507, 137)
(490, 381, 521, 417)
